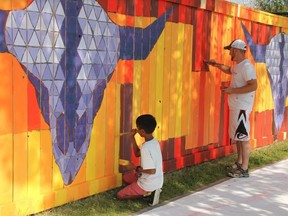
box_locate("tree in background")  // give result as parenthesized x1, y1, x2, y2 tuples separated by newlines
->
(255, 0, 288, 13)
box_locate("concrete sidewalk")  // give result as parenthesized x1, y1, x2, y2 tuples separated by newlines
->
(136, 159, 288, 216)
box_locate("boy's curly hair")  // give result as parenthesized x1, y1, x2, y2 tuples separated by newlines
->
(136, 114, 157, 134)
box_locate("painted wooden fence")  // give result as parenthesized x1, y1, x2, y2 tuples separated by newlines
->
(0, 0, 287, 215)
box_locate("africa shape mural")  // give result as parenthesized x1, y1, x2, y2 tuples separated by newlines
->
(0, 0, 172, 185)
(0, 0, 288, 215)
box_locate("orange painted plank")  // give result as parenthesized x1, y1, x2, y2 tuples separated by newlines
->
(27, 82, 42, 130)
(0, 54, 13, 135)
(13, 58, 28, 133)
(0, 0, 33, 10)
(105, 81, 116, 176)
(186, 72, 200, 149)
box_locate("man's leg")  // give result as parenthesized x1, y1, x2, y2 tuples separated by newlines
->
(240, 140, 250, 170)
(236, 141, 243, 164)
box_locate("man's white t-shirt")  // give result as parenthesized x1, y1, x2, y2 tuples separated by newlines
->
(137, 138, 163, 192)
(228, 59, 257, 111)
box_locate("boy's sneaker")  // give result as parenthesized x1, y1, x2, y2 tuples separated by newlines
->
(148, 188, 162, 206)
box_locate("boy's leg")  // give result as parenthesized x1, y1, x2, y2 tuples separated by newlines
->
(122, 172, 138, 185)
(117, 182, 148, 200)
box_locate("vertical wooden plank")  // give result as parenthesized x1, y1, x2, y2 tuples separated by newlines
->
(13, 59, 28, 133)
(40, 130, 53, 194)
(105, 80, 117, 176)
(162, 22, 172, 141)
(175, 23, 185, 137)
(0, 54, 13, 135)
(13, 133, 28, 201)
(133, 16, 144, 119)
(141, 18, 151, 114)
(0, 134, 13, 204)
(114, 83, 121, 177)
(148, 18, 157, 115)
(86, 119, 97, 181)
(27, 131, 41, 196)
(94, 85, 106, 179)
(186, 72, 200, 149)
(168, 22, 178, 137)
(181, 24, 193, 136)
(198, 72, 205, 147)
(154, 25, 165, 139)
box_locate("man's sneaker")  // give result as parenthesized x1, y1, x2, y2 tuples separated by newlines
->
(148, 188, 162, 206)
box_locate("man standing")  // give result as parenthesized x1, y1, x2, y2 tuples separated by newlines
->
(206, 39, 257, 178)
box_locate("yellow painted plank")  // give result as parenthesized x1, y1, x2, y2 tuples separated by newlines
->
(86, 120, 97, 181)
(27, 131, 41, 196)
(133, 60, 142, 118)
(114, 83, 121, 177)
(181, 24, 193, 136)
(0, 134, 13, 204)
(168, 23, 179, 138)
(133, 17, 144, 120)
(13, 132, 28, 201)
(93, 85, 106, 179)
(54, 188, 67, 207)
(162, 22, 172, 141)
(154, 27, 165, 139)
(148, 18, 157, 116)
(175, 23, 185, 137)
(140, 18, 151, 114)
(254, 63, 274, 112)
(40, 130, 53, 194)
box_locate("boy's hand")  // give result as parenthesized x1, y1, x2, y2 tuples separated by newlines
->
(129, 129, 137, 137)
(124, 161, 136, 171)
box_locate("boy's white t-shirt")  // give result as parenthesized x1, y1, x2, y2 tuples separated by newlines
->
(228, 59, 257, 111)
(137, 138, 163, 192)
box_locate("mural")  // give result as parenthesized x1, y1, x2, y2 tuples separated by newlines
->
(0, 0, 287, 215)
(242, 23, 288, 131)
(0, 0, 172, 185)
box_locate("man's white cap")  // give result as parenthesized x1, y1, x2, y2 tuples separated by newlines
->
(224, 39, 247, 51)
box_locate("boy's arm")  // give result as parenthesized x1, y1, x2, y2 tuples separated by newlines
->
(130, 129, 141, 157)
(136, 166, 156, 174)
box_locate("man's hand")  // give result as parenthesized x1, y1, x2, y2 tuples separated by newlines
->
(221, 86, 233, 94)
(204, 59, 223, 67)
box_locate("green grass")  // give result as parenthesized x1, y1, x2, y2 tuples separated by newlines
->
(37, 140, 288, 216)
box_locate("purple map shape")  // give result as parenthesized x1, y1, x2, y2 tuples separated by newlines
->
(0, 0, 172, 185)
(242, 23, 288, 131)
